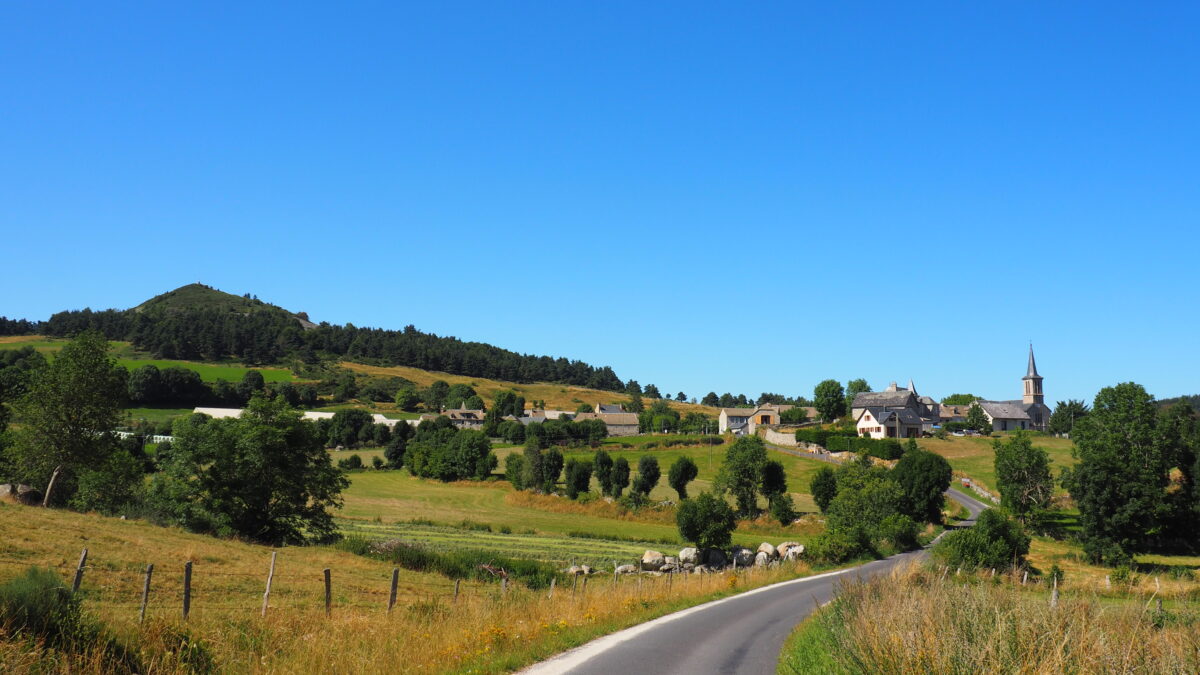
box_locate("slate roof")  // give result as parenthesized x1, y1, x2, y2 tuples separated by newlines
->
(976, 400, 1031, 420)
(597, 404, 625, 414)
(720, 408, 758, 417)
(1025, 345, 1041, 379)
(859, 407, 923, 425)
(852, 391, 916, 408)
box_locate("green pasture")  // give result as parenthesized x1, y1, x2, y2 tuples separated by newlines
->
(917, 434, 1076, 493)
(123, 407, 194, 425)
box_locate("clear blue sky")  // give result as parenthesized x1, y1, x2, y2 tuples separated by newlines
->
(3, 2, 1198, 405)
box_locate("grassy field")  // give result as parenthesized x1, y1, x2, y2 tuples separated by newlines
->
(0, 501, 820, 674)
(917, 433, 1076, 493)
(121, 407, 195, 426)
(341, 361, 718, 416)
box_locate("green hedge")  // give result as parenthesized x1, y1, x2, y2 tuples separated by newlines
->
(825, 436, 904, 460)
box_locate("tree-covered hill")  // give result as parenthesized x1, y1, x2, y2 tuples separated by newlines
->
(0, 284, 627, 391)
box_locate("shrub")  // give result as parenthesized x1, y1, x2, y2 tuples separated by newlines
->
(933, 509, 1030, 571)
(632, 456, 661, 496)
(770, 493, 798, 526)
(807, 531, 865, 564)
(505, 453, 526, 490)
(1110, 564, 1135, 586)
(676, 492, 736, 550)
(371, 456, 384, 470)
(668, 456, 699, 500)
(338, 538, 559, 589)
(338, 454, 364, 470)
(876, 514, 920, 549)
(810, 466, 838, 513)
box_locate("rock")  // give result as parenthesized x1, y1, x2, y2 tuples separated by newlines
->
(580, 565, 593, 575)
(757, 542, 777, 559)
(776, 541, 803, 558)
(15, 485, 42, 506)
(615, 564, 638, 575)
(682, 563, 695, 571)
(660, 564, 679, 573)
(692, 565, 710, 574)
(0, 484, 12, 499)
(566, 565, 584, 575)
(678, 547, 699, 565)
(641, 550, 666, 571)
(754, 551, 770, 567)
(731, 547, 755, 568)
(783, 545, 805, 561)
(664, 556, 678, 566)
(701, 548, 727, 569)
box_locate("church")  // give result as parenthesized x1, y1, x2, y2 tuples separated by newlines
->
(974, 346, 1052, 432)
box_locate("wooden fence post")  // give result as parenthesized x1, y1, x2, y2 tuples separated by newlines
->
(582, 577, 588, 594)
(323, 569, 331, 617)
(572, 574, 578, 595)
(388, 568, 399, 613)
(183, 561, 192, 620)
(547, 577, 556, 599)
(139, 564, 154, 623)
(1050, 576, 1059, 609)
(501, 577, 508, 595)
(72, 548, 88, 594)
(453, 578, 461, 603)
(261, 552, 277, 617)
(1021, 571, 1028, 586)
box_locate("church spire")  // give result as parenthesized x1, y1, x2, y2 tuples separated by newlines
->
(1022, 344, 1044, 406)
(1025, 344, 1040, 379)
(907, 378, 917, 396)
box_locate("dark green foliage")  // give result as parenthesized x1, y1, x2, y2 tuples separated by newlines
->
(760, 460, 788, 501)
(70, 448, 146, 515)
(667, 456, 698, 500)
(676, 492, 736, 549)
(806, 530, 865, 564)
(701, 392, 719, 407)
(337, 537, 560, 589)
(824, 436, 904, 460)
(383, 421, 413, 468)
(576, 403, 594, 413)
(8, 331, 129, 507)
(813, 379, 847, 422)
(521, 436, 545, 492)
(632, 455, 661, 497)
(394, 387, 420, 411)
(892, 448, 952, 524)
(780, 407, 810, 424)
(150, 395, 348, 545)
(594, 449, 614, 495)
(406, 429, 496, 481)
(844, 378, 870, 416)
(770, 493, 797, 526)
(716, 435, 769, 515)
(825, 474, 907, 545)
(794, 428, 855, 447)
(810, 466, 838, 513)
(993, 431, 1054, 523)
(337, 454, 364, 470)
(541, 448, 564, 492)
(638, 399, 680, 434)
(371, 455, 384, 469)
(611, 456, 631, 498)
(966, 403, 991, 434)
(327, 408, 374, 448)
(1063, 382, 1170, 563)
(564, 459, 593, 499)
(504, 453, 526, 489)
(934, 509, 1030, 570)
(940, 393, 979, 406)
(1048, 399, 1090, 435)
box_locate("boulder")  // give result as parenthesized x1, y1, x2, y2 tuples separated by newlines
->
(701, 548, 727, 569)
(783, 545, 805, 561)
(731, 547, 755, 568)
(757, 542, 777, 559)
(580, 565, 593, 575)
(776, 541, 803, 558)
(641, 550, 666, 571)
(660, 564, 679, 573)
(692, 565, 710, 574)
(15, 485, 42, 506)
(566, 565, 584, 575)
(754, 551, 770, 567)
(664, 556, 678, 566)
(678, 547, 699, 565)
(615, 564, 638, 575)
(682, 563, 695, 571)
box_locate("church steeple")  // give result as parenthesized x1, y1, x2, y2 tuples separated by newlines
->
(1022, 344, 1044, 405)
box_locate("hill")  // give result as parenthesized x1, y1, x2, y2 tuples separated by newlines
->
(133, 283, 316, 328)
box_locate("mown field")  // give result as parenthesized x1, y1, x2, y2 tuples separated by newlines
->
(917, 433, 1077, 494)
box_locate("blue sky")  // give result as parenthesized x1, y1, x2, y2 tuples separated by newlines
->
(2, 2, 1198, 405)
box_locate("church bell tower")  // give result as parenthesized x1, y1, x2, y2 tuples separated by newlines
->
(1022, 345, 1044, 406)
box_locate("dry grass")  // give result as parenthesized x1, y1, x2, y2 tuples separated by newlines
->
(1028, 537, 1200, 599)
(781, 562, 1200, 674)
(1, 502, 820, 673)
(340, 361, 717, 416)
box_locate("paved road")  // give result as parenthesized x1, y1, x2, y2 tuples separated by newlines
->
(524, 488, 989, 675)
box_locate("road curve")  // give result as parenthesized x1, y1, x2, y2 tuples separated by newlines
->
(522, 488, 989, 675)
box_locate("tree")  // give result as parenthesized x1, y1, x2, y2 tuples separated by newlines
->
(611, 457, 631, 497)
(810, 466, 838, 513)
(127, 364, 164, 404)
(966, 403, 991, 434)
(424, 380, 450, 411)
(575, 403, 594, 413)
(626, 391, 644, 413)
(1048, 399, 1090, 435)
(760, 460, 788, 505)
(644, 384, 661, 399)
(940, 393, 979, 406)
(521, 436, 545, 493)
(564, 459, 593, 499)
(667, 456, 699, 500)
(505, 453, 526, 490)
(632, 455, 661, 497)
(463, 395, 485, 411)
(676, 492, 736, 550)
(625, 380, 642, 395)
(8, 331, 128, 506)
(328, 409, 374, 448)
(933, 509, 1030, 571)
(594, 449, 614, 495)
(675, 392, 686, 402)
(1063, 382, 1169, 563)
(384, 421, 414, 468)
(813, 379, 846, 422)
(892, 448, 952, 524)
(993, 431, 1053, 524)
(845, 378, 870, 414)
(716, 435, 768, 515)
(542, 447, 564, 493)
(770, 493, 797, 526)
(825, 474, 908, 544)
(780, 407, 809, 424)
(150, 395, 348, 545)
(701, 392, 719, 407)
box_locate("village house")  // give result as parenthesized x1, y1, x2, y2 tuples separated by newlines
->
(718, 404, 794, 435)
(855, 406, 923, 439)
(572, 411, 641, 436)
(851, 380, 940, 434)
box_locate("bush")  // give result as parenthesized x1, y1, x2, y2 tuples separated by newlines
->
(825, 436, 904, 460)
(807, 531, 865, 564)
(810, 466, 838, 513)
(338, 537, 559, 589)
(934, 509, 1030, 571)
(505, 453, 526, 490)
(770, 493, 797, 526)
(876, 513, 920, 549)
(371, 455, 384, 470)
(676, 492, 736, 550)
(337, 454, 364, 470)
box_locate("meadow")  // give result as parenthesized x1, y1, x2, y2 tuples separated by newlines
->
(916, 433, 1077, 494)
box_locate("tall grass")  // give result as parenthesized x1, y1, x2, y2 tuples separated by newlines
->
(780, 563, 1200, 674)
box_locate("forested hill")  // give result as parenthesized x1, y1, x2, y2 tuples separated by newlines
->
(0, 284, 627, 391)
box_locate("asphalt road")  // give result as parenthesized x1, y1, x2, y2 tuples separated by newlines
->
(523, 488, 989, 675)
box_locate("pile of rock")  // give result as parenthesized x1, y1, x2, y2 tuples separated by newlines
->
(563, 540, 809, 578)
(0, 483, 42, 506)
